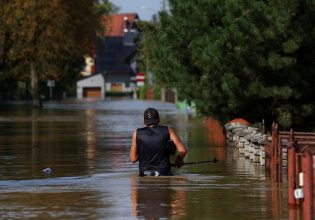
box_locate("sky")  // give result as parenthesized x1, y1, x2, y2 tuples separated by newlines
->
(110, 0, 166, 21)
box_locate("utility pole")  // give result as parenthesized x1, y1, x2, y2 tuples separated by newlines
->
(162, 0, 166, 11)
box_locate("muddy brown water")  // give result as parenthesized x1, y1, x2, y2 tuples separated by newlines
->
(0, 99, 288, 219)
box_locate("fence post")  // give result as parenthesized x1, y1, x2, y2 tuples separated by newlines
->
(313, 154, 315, 220)
(277, 124, 282, 182)
(302, 151, 313, 220)
(295, 153, 301, 206)
(272, 123, 280, 181)
(288, 129, 297, 206)
(271, 122, 276, 180)
(264, 135, 270, 174)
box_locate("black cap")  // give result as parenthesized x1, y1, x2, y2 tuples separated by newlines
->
(144, 108, 160, 125)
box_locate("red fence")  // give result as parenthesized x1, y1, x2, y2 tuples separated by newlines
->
(264, 123, 315, 220)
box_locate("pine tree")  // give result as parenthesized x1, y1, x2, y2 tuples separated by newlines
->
(142, 0, 315, 128)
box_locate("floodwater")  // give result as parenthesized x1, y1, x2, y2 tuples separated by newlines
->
(0, 99, 289, 220)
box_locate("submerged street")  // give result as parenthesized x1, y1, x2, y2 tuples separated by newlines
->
(0, 99, 288, 219)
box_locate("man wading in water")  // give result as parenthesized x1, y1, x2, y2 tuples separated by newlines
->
(130, 108, 187, 176)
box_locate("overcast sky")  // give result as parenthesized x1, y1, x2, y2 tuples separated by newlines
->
(110, 0, 166, 21)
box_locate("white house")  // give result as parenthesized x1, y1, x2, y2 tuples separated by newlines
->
(77, 73, 105, 99)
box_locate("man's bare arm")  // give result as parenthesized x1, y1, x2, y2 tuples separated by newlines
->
(130, 129, 138, 163)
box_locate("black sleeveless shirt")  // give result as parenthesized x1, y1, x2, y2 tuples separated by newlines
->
(136, 125, 171, 174)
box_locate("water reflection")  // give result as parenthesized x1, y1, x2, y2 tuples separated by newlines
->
(270, 182, 285, 219)
(289, 207, 302, 220)
(131, 176, 186, 219)
(0, 99, 290, 219)
(84, 109, 97, 170)
(31, 110, 39, 177)
(0, 191, 102, 219)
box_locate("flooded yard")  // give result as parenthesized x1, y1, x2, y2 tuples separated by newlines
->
(0, 99, 288, 219)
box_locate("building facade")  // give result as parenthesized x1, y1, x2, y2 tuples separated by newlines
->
(77, 13, 139, 99)
(96, 13, 139, 93)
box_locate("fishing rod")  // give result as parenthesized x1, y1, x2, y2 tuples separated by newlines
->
(183, 158, 218, 165)
(171, 158, 218, 167)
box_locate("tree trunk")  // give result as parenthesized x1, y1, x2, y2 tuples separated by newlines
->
(31, 61, 40, 108)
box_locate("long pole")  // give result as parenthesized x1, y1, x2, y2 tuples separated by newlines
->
(183, 158, 218, 165)
(171, 158, 218, 167)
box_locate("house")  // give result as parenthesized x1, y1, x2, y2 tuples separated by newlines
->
(96, 13, 140, 94)
(77, 73, 106, 99)
(77, 13, 140, 99)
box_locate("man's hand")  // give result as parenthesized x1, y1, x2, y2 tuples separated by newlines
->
(175, 155, 184, 168)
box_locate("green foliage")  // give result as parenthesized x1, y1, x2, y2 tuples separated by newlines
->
(94, 0, 119, 17)
(140, 0, 315, 128)
(138, 86, 147, 100)
(11, 1, 102, 72)
(153, 84, 161, 100)
(0, 0, 115, 105)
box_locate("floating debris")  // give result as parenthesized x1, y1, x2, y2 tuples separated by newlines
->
(42, 167, 52, 174)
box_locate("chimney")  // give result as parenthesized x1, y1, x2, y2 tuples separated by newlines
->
(124, 16, 130, 32)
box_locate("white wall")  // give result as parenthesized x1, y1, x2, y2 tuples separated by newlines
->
(77, 74, 105, 99)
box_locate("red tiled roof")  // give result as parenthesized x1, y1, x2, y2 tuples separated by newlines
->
(101, 13, 138, 37)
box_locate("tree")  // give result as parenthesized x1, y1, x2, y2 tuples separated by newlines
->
(0, 0, 115, 107)
(141, 0, 315, 128)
